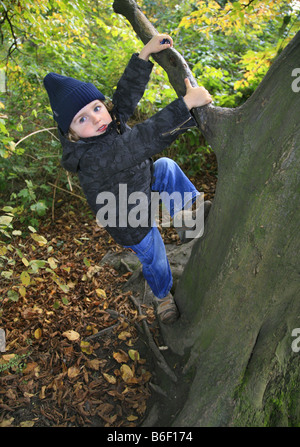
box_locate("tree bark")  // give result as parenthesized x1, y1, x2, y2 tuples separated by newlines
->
(114, 0, 300, 427)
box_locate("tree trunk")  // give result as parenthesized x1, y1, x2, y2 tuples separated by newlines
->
(113, 0, 300, 427)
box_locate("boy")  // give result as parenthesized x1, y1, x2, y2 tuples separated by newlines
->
(44, 34, 212, 324)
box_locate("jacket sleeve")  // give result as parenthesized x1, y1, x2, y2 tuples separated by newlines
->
(80, 96, 198, 179)
(112, 53, 154, 123)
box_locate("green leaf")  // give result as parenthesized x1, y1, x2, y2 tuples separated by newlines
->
(83, 257, 91, 267)
(30, 201, 48, 216)
(0, 215, 13, 226)
(20, 271, 30, 287)
(7, 290, 19, 302)
(31, 234, 47, 246)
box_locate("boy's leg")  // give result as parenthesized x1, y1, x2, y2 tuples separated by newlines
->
(151, 157, 200, 219)
(152, 157, 210, 242)
(125, 226, 179, 324)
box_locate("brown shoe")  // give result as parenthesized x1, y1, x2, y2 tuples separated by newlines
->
(156, 294, 179, 325)
(175, 200, 212, 244)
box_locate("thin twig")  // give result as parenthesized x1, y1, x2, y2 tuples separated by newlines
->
(85, 323, 120, 341)
(105, 308, 144, 335)
(15, 127, 58, 147)
(51, 172, 61, 221)
(47, 182, 85, 201)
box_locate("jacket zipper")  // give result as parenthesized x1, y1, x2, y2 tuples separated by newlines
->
(161, 116, 196, 137)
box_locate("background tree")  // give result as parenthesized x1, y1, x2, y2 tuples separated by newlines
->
(113, 0, 300, 426)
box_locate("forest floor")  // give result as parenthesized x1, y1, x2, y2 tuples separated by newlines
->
(0, 153, 217, 428)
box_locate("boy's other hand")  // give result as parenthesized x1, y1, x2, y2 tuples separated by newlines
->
(183, 78, 212, 110)
(139, 34, 173, 61)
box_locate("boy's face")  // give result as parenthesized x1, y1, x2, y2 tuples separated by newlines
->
(70, 100, 112, 138)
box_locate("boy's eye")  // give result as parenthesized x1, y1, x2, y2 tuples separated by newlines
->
(94, 105, 101, 112)
(79, 116, 87, 124)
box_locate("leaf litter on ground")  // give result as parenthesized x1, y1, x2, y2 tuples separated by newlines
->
(0, 200, 157, 427)
(0, 160, 217, 427)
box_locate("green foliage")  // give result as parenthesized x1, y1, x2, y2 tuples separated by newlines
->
(0, 205, 73, 307)
(0, 0, 299, 218)
(0, 0, 140, 218)
(0, 351, 31, 374)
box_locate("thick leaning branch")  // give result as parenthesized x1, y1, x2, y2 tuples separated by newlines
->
(113, 0, 195, 94)
(113, 0, 226, 144)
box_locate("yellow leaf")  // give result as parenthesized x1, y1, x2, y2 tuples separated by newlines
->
(39, 386, 46, 399)
(62, 330, 80, 341)
(20, 271, 30, 287)
(80, 340, 93, 354)
(18, 285, 26, 297)
(48, 257, 58, 269)
(103, 373, 116, 384)
(0, 417, 14, 427)
(120, 364, 134, 383)
(31, 233, 47, 246)
(128, 349, 140, 362)
(118, 331, 131, 340)
(127, 415, 138, 421)
(0, 245, 7, 255)
(96, 288, 106, 298)
(34, 328, 42, 339)
(20, 420, 35, 427)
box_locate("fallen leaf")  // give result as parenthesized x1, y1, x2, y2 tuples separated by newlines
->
(103, 373, 116, 384)
(120, 364, 134, 383)
(113, 351, 129, 363)
(23, 362, 39, 375)
(96, 288, 106, 299)
(39, 386, 46, 399)
(127, 415, 138, 421)
(20, 420, 35, 427)
(48, 257, 58, 269)
(62, 330, 80, 341)
(18, 285, 26, 297)
(86, 359, 101, 370)
(0, 418, 14, 427)
(128, 349, 140, 362)
(80, 340, 93, 354)
(118, 331, 131, 340)
(2, 353, 15, 361)
(20, 271, 30, 286)
(34, 328, 42, 339)
(0, 245, 7, 256)
(67, 366, 80, 379)
(24, 392, 35, 398)
(31, 233, 47, 246)
(22, 257, 29, 266)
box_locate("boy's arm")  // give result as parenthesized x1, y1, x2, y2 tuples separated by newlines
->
(112, 35, 173, 123)
(81, 92, 210, 178)
(111, 54, 154, 123)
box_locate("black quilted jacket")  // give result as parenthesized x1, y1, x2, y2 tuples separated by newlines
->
(59, 53, 197, 245)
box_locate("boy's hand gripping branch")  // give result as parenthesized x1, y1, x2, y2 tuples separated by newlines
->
(138, 34, 173, 61)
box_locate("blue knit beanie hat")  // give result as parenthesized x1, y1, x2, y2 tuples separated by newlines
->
(43, 72, 105, 134)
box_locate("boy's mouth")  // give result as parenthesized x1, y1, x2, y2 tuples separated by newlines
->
(97, 125, 107, 133)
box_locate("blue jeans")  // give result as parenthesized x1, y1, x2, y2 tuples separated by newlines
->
(125, 157, 199, 299)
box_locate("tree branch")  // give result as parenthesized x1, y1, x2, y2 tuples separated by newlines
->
(113, 0, 196, 96)
(113, 0, 234, 150)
